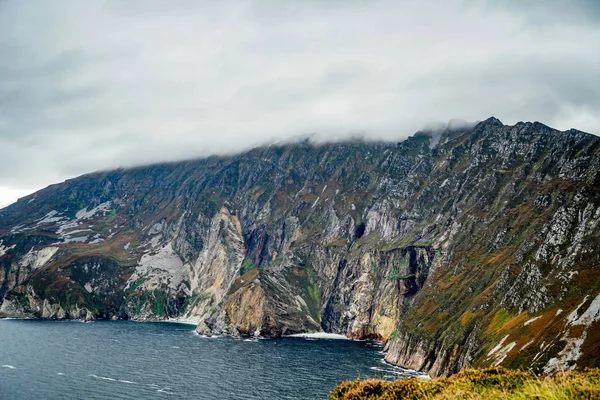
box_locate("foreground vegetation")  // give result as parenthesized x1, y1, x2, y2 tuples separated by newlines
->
(330, 367, 600, 399)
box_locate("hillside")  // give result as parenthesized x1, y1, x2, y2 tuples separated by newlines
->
(1, 117, 600, 376)
(330, 367, 600, 399)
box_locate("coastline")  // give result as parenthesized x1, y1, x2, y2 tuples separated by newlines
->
(1, 316, 429, 379)
(285, 332, 351, 340)
(164, 318, 199, 326)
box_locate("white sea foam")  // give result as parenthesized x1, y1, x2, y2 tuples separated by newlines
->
(369, 366, 405, 375)
(379, 358, 430, 379)
(89, 374, 136, 384)
(192, 331, 222, 339)
(2, 365, 16, 369)
(166, 319, 197, 326)
(286, 332, 349, 340)
(89, 374, 117, 381)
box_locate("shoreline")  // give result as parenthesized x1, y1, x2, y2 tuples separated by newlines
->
(0, 315, 198, 326)
(1, 317, 428, 379)
(164, 318, 198, 326)
(285, 332, 351, 340)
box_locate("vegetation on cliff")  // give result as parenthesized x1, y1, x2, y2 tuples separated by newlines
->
(330, 367, 600, 399)
(1, 118, 600, 375)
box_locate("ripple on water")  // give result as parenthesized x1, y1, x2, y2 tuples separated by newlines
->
(0, 320, 421, 399)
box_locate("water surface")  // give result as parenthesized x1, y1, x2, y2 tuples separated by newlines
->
(0, 320, 419, 399)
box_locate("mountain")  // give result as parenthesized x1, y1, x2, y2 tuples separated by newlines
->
(1, 118, 600, 376)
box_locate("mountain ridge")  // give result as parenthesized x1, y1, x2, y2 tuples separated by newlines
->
(1, 117, 600, 377)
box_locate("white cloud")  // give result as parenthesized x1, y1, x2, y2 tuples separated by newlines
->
(0, 187, 38, 209)
(0, 0, 599, 192)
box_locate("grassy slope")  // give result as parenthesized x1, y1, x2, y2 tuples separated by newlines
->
(330, 367, 600, 400)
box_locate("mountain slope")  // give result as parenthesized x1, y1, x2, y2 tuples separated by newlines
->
(1, 118, 600, 376)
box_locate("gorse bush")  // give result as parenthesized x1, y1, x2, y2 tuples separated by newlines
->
(329, 367, 600, 400)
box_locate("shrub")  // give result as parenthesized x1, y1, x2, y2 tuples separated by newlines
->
(329, 367, 600, 400)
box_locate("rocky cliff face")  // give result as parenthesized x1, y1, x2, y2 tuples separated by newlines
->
(1, 118, 600, 376)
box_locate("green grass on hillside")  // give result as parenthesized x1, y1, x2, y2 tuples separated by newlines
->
(329, 367, 600, 400)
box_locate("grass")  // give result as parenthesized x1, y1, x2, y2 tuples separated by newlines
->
(151, 289, 168, 317)
(183, 290, 214, 312)
(285, 266, 322, 323)
(330, 367, 600, 400)
(240, 257, 256, 275)
(125, 277, 145, 295)
(485, 308, 512, 334)
(18, 291, 30, 308)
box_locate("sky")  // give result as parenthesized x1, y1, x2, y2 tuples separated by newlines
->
(1, 0, 599, 207)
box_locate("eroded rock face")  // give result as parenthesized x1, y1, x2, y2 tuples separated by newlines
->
(321, 246, 434, 340)
(1, 118, 600, 375)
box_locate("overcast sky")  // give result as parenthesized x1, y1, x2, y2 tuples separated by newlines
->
(1, 0, 599, 207)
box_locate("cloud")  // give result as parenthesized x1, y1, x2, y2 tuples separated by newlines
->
(0, 187, 34, 209)
(1, 0, 599, 196)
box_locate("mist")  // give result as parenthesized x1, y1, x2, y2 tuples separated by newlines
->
(1, 0, 599, 205)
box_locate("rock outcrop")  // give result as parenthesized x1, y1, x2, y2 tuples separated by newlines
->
(1, 118, 600, 376)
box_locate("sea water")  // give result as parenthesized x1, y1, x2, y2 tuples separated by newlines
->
(0, 320, 422, 399)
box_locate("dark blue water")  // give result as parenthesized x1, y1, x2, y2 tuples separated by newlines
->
(0, 320, 419, 399)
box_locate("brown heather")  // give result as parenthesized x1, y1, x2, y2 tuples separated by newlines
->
(329, 367, 600, 400)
